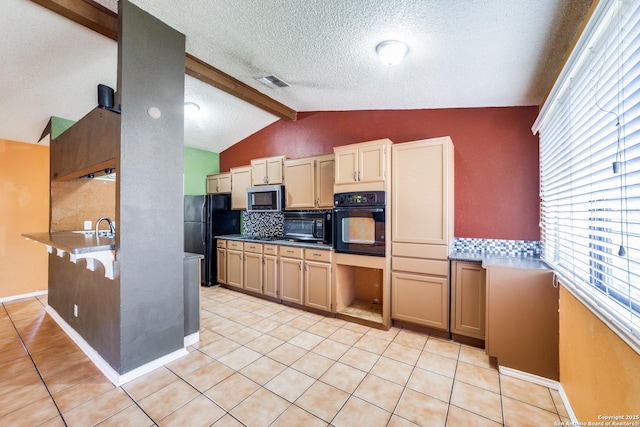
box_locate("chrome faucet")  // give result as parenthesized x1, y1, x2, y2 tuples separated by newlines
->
(95, 217, 115, 237)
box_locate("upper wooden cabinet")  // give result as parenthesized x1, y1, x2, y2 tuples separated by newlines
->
(315, 154, 335, 208)
(230, 166, 252, 210)
(50, 108, 119, 181)
(284, 157, 315, 209)
(391, 137, 454, 245)
(251, 156, 284, 186)
(283, 154, 334, 209)
(334, 139, 389, 190)
(206, 173, 231, 194)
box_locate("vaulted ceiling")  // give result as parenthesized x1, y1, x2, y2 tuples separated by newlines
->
(1, 0, 592, 153)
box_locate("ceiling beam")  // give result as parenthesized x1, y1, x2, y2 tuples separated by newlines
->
(30, 0, 298, 121)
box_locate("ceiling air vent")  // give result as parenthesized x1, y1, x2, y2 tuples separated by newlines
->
(254, 74, 290, 89)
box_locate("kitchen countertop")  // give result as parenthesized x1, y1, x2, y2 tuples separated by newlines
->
(22, 231, 116, 254)
(449, 251, 551, 271)
(217, 234, 333, 251)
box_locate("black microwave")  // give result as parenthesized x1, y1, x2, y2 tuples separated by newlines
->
(283, 211, 332, 244)
(246, 185, 284, 212)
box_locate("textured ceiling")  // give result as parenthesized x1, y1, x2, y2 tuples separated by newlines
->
(1, 0, 592, 153)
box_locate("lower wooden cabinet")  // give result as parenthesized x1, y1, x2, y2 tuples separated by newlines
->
(451, 261, 486, 340)
(304, 248, 332, 312)
(280, 255, 304, 304)
(391, 271, 449, 330)
(218, 240, 333, 313)
(244, 251, 263, 293)
(226, 249, 243, 289)
(216, 247, 227, 284)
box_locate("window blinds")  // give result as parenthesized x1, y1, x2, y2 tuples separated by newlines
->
(535, 0, 640, 350)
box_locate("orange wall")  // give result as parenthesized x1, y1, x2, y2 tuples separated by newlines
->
(220, 107, 540, 241)
(559, 287, 640, 419)
(0, 139, 49, 298)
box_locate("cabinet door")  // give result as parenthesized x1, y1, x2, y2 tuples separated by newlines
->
(315, 154, 335, 208)
(266, 157, 284, 184)
(305, 261, 331, 312)
(334, 147, 358, 184)
(391, 272, 449, 331)
(451, 261, 486, 339)
(358, 143, 386, 183)
(226, 249, 244, 288)
(218, 173, 232, 193)
(279, 257, 303, 304)
(284, 158, 315, 209)
(230, 166, 252, 210)
(244, 252, 263, 293)
(263, 254, 278, 298)
(392, 138, 453, 245)
(216, 248, 227, 284)
(206, 176, 218, 194)
(251, 159, 267, 185)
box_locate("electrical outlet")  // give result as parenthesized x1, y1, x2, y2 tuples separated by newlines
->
(73, 304, 78, 317)
(84, 221, 92, 230)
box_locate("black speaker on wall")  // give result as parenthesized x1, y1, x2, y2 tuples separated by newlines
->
(98, 84, 113, 109)
(97, 84, 120, 114)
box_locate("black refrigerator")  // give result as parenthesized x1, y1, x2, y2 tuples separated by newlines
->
(184, 194, 240, 286)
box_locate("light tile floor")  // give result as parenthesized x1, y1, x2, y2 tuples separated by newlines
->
(0, 287, 571, 426)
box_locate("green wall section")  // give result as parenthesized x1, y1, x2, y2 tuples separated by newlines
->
(51, 117, 77, 139)
(184, 146, 219, 195)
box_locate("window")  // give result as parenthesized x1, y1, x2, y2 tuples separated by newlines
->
(534, 0, 640, 351)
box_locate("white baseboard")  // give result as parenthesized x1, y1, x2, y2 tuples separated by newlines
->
(557, 383, 579, 423)
(0, 290, 48, 304)
(45, 306, 188, 387)
(184, 332, 199, 347)
(499, 366, 577, 423)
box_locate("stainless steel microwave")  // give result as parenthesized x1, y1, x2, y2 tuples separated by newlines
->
(246, 185, 284, 212)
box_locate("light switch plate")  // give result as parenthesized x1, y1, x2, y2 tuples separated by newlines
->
(84, 221, 92, 230)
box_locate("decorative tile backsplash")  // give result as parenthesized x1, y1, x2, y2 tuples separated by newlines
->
(452, 237, 541, 257)
(242, 211, 284, 237)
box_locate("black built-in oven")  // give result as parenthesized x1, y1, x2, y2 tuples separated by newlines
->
(333, 191, 386, 257)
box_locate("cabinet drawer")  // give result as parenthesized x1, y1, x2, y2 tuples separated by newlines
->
(279, 246, 303, 259)
(392, 256, 449, 277)
(305, 248, 331, 263)
(263, 244, 278, 255)
(392, 243, 449, 260)
(244, 242, 263, 253)
(228, 240, 243, 250)
(217, 239, 227, 248)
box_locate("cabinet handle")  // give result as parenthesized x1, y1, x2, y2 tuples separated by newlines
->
(357, 171, 361, 181)
(299, 262, 302, 270)
(353, 171, 357, 181)
(304, 263, 307, 271)
(313, 253, 322, 257)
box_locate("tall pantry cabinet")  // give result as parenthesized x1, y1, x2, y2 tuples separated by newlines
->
(391, 137, 454, 331)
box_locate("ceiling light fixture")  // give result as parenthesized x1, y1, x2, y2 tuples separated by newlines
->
(184, 102, 201, 116)
(376, 40, 409, 66)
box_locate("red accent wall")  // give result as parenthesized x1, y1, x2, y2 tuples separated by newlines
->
(220, 107, 540, 241)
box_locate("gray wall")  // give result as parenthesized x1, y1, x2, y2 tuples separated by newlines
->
(116, 0, 185, 373)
